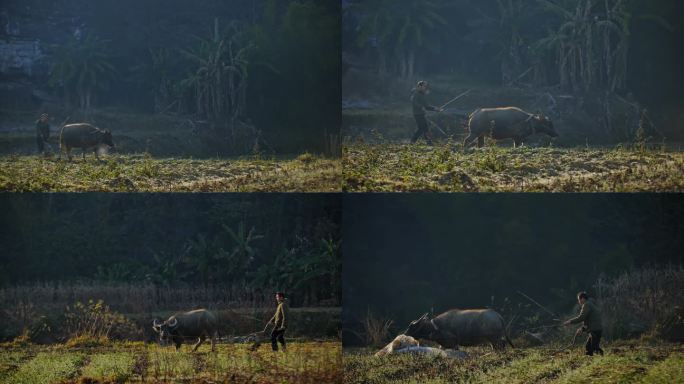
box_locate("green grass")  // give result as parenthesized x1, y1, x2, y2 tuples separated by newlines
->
(0, 341, 341, 384)
(80, 352, 136, 382)
(0, 351, 29, 382)
(8, 351, 86, 384)
(0, 153, 341, 192)
(343, 342, 684, 384)
(641, 354, 684, 383)
(343, 143, 684, 192)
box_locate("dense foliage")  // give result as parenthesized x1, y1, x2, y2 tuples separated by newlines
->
(0, 194, 341, 306)
(5, 0, 340, 154)
(345, 0, 683, 104)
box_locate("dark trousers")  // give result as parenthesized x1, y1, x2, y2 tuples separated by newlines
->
(36, 136, 45, 152)
(271, 328, 286, 351)
(585, 330, 603, 356)
(411, 114, 433, 145)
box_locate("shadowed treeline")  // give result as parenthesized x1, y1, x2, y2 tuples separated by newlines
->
(0, 194, 341, 307)
(342, 194, 684, 345)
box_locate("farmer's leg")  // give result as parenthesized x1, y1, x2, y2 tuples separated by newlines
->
(271, 329, 279, 351)
(423, 122, 433, 146)
(277, 329, 286, 351)
(411, 115, 428, 143)
(593, 331, 603, 355)
(585, 334, 593, 356)
(36, 136, 44, 153)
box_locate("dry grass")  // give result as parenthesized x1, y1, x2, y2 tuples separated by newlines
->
(343, 143, 684, 192)
(595, 266, 684, 340)
(351, 310, 394, 349)
(1, 282, 274, 314)
(344, 341, 684, 383)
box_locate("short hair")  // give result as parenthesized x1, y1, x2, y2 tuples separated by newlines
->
(275, 292, 285, 297)
(40, 113, 48, 117)
(577, 291, 589, 300)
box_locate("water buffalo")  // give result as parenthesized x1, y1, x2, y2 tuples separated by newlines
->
(464, 107, 558, 148)
(152, 309, 219, 352)
(59, 123, 114, 160)
(404, 309, 514, 350)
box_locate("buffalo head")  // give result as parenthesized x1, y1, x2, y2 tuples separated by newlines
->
(531, 114, 558, 138)
(102, 129, 115, 147)
(152, 317, 179, 344)
(404, 313, 438, 339)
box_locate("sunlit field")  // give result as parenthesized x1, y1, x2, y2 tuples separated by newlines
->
(0, 341, 341, 384)
(343, 143, 684, 192)
(0, 153, 340, 192)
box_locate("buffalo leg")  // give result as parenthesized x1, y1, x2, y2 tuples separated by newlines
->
(94, 148, 100, 160)
(463, 133, 478, 148)
(491, 339, 506, 351)
(462, 133, 473, 148)
(193, 336, 205, 352)
(211, 332, 216, 352)
(67, 147, 73, 161)
(477, 135, 485, 148)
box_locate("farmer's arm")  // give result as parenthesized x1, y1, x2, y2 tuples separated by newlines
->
(566, 304, 590, 325)
(280, 305, 286, 329)
(422, 98, 440, 112)
(417, 93, 440, 112)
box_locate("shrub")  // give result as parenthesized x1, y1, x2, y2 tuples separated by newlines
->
(64, 299, 141, 341)
(352, 309, 393, 348)
(595, 265, 684, 340)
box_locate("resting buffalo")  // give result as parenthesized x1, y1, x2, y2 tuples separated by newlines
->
(59, 123, 114, 160)
(375, 334, 468, 359)
(152, 309, 219, 352)
(404, 309, 514, 350)
(464, 107, 557, 148)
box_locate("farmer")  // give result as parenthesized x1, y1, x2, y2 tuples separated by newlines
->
(266, 292, 289, 352)
(563, 291, 604, 356)
(35, 113, 50, 153)
(410, 80, 443, 145)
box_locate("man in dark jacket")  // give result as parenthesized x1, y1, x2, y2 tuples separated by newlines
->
(266, 292, 289, 352)
(564, 291, 604, 356)
(410, 81, 442, 145)
(35, 113, 50, 153)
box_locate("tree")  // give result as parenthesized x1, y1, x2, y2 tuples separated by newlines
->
(534, 0, 631, 92)
(49, 35, 118, 117)
(179, 19, 253, 143)
(182, 234, 221, 289)
(355, 0, 447, 80)
(219, 222, 264, 281)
